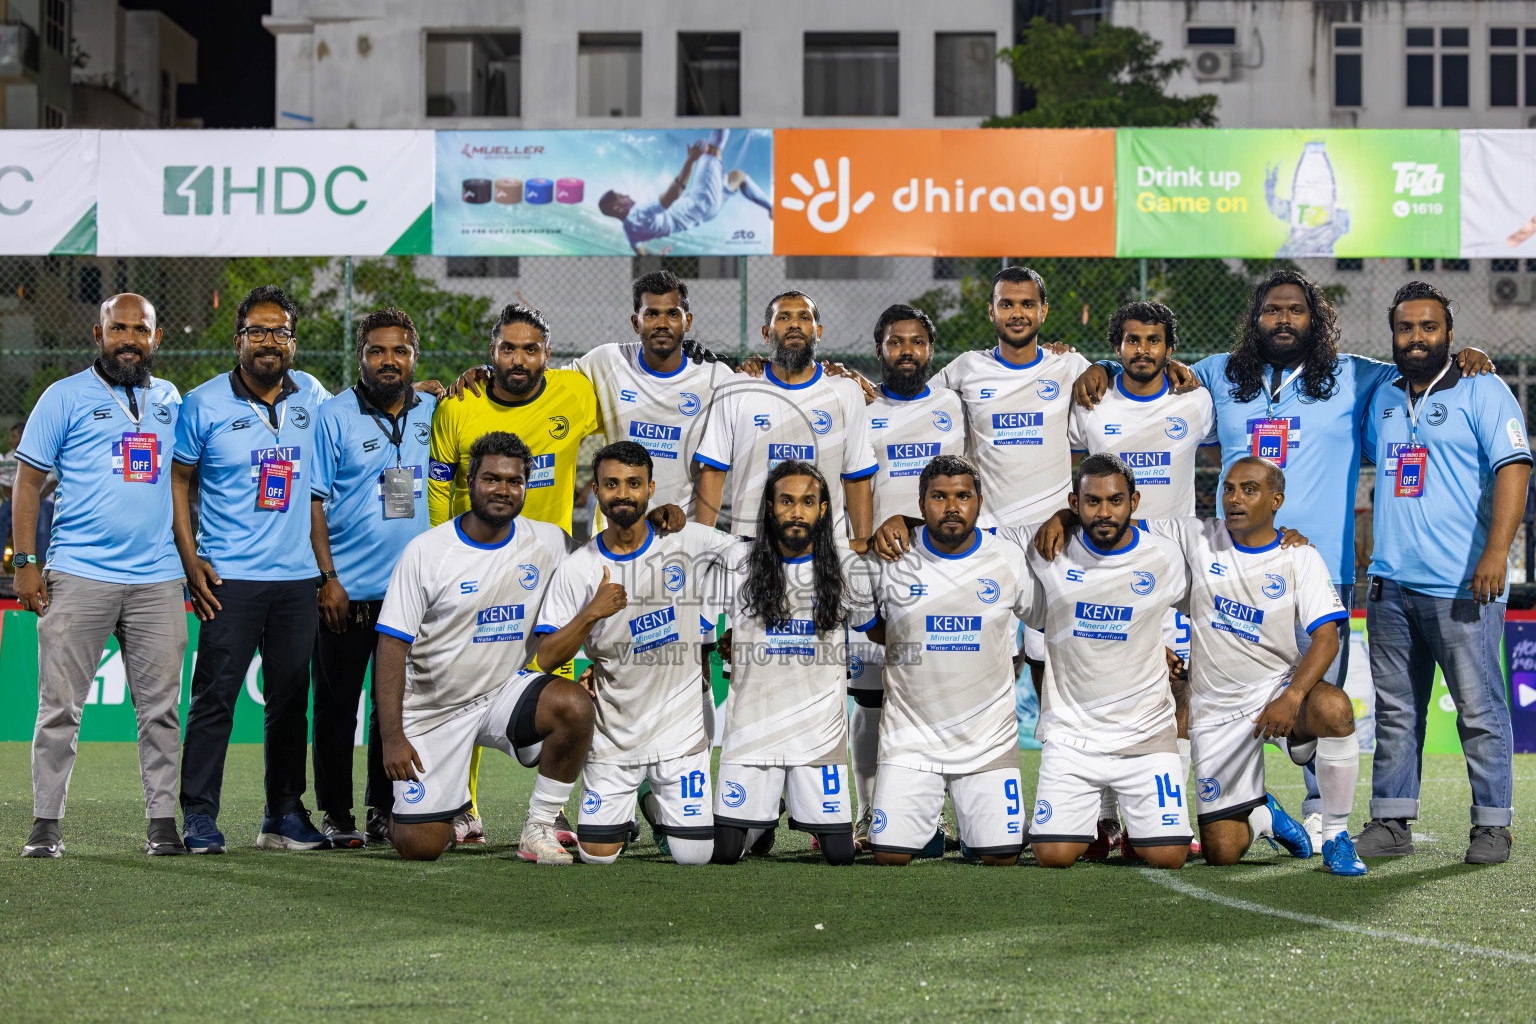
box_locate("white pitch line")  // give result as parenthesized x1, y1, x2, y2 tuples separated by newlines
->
(1140, 869, 1536, 966)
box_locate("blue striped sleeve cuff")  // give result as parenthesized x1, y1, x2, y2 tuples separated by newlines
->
(852, 614, 879, 634)
(842, 463, 879, 481)
(375, 623, 415, 644)
(533, 624, 561, 635)
(694, 453, 730, 471)
(1304, 610, 1350, 634)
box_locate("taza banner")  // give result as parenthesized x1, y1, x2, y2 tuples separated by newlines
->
(434, 129, 774, 256)
(0, 130, 99, 255)
(95, 130, 434, 256)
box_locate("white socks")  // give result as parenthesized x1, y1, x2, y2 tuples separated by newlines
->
(527, 774, 574, 825)
(1177, 737, 1191, 793)
(1315, 734, 1359, 840)
(1100, 788, 1120, 822)
(850, 705, 881, 813)
(702, 689, 717, 747)
(1248, 802, 1274, 840)
(669, 837, 714, 866)
(578, 845, 620, 865)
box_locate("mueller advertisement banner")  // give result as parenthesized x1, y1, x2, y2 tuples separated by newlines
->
(433, 129, 774, 256)
(1459, 130, 1536, 259)
(95, 130, 434, 256)
(0, 130, 99, 255)
(1116, 129, 1460, 259)
(771, 129, 1116, 257)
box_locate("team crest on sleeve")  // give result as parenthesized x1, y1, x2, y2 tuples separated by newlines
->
(1164, 416, 1188, 440)
(290, 406, 310, 428)
(664, 563, 687, 592)
(722, 782, 747, 808)
(976, 578, 1000, 604)
(1131, 571, 1156, 596)
(1033, 799, 1052, 824)
(429, 460, 454, 482)
(933, 410, 953, 432)
(518, 564, 540, 590)
(1197, 778, 1221, 803)
(1262, 574, 1287, 599)
(678, 392, 702, 416)
(403, 780, 426, 804)
(152, 403, 173, 424)
(581, 788, 602, 815)
(810, 409, 833, 435)
(1509, 418, 1529, 451)
(414, 422, 430, 444)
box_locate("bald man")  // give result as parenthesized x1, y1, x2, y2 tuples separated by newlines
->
(16, 294, 190, 858)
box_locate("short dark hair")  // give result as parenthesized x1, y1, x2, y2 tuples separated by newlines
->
(1106, 300, 1179, 352)
(235, 285, 298, 334)
(763, 290, 821, 327)
(990, 266, 1048, 306)
(1073, 452, 1136, 495)
(355, 306, 419, 359)
(872, 303, 936, 348)
(492, 302, 550, 346)
(918, 454, 982, 503)
(467, 431, 533, 484)
(1387, 280, 1455, 333)
(591, 439, 653, 482)
(1229, 455, 1285, 493)
(632, 270, 690, 313)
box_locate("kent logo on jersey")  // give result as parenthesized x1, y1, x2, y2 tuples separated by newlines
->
(525, 452, 556, 489)
(628, 606, 679, 653)
(1072, 601, 1132, 641)
(1212, 595, 1264, 643)
(248, 445, 302, 480)
(886, 441, 941, 478)
(925, 615, 981, 652)
(1120, 451, 1172, 484)
(768, 443, 814, 468)
(472, 604, 526, 643)
(991, 412, 1044, 446)
(766, 618, 817, 657)
(628, 421, 683, 460)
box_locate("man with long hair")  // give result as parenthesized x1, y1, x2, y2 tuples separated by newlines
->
(1073, 269, 1493, 849)
(709, 461, 875, 866)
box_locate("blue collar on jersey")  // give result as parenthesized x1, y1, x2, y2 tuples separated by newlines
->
(879, 383, 931, 402)
(598, 521, 655, 561)
(454, 514, 517, 550)
(991, 345, 1044, 371)
(765, 363, 823, 390)
(638, 348, 689, 379)
(781, 551, 813, 565)
(1114, 372, 1169, 403)
(921, 525, 981, 560)
(1228, 528, 1281, 554)
(1079, 524, 1140, 557)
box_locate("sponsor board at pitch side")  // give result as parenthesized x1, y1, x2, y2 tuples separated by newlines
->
(0, 130, 99, 255)
(772, 129, 1116, 257)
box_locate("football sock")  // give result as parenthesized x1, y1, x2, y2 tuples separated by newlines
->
(669, 836, 714, 866)
(711, 825, 747, 865)
(1177, 737, 1192, 790)
(850, 704, 881, 814)
(467, 745, 482, 818)
(527, 774, 574, 825)
(577, 845, 620, 865)
(1315, 734, 1359, 839)
(702, 690, 717, 747)
(820, 831, 856, 866)
(1100, 788, 1120, 823)
(1248, 803, 1274, 840)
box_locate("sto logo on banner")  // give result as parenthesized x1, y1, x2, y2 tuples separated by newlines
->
(772, 129, 1116, 257)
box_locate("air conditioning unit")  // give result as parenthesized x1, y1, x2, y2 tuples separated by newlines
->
(1490, 276, 1535, 307)
(1192, 49, 1235, 81)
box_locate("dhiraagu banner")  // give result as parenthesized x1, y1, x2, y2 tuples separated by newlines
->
(0, 130, 99, 255)
(1116, 129, 1459, 258)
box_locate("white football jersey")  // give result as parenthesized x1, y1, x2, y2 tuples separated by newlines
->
(937, 345, 1091, 528)
(572, 342, 736, 514)
(536, 522, 732, 765)
(376, 516, 572, 729)
(874, 527, 1037, 776)
(1023, 526, 1190, 755)
(693, 365, 877, 536)
(1069, 373, 1217, 520)
(867, 383, 968, 527)
(1140, 518, 1348, 723)
(714, 537, 877, 767)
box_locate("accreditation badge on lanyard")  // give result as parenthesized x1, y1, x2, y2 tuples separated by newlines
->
(1251, 367, 1302, 466)
(95, 367, 158, 483)
(248, 398, 293, 512)
(366, 391, 417, 520)
(1397, 360, 1452, 500)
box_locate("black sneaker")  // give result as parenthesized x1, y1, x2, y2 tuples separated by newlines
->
(749, 828, 776, 857)
(1465, 826, 1512, 865)
(1352, 818, 1415, 858)
(364, 808, 392, 847)
(321, 812, 365, 849)
(145, 817, 187, 856)
(21, 818, 63, 859)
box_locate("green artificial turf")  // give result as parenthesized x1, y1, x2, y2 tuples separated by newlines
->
(1, 743, 1533, 1023)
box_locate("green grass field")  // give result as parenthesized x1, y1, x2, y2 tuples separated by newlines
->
(2, 743, 1534, 1023)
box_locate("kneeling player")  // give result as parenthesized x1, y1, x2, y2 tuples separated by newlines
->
(1141, 458, 1365, 874)
(1023, 454, 1193, 869)
(865, 456, 1031, 865)
(375, 433, 597, 864)
(710, 462, 875, 865)
(536, 442, 732, 866)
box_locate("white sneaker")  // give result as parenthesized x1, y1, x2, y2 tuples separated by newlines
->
(1303, 813, 1324, 854)
(518, 820, 574, 865)
(453, 810, 485, 846)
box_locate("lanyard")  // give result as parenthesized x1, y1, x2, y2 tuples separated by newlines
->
(92, 367, 142, 427)
(244, 398, 285, 445)
(1264, 366, 1304, 418)
(366, 405, 407, 468)
(1404, 359, 1454, 443)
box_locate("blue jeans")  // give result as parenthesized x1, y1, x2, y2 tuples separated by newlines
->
(1366, 577, 1514, 828)
(1297, 583, 1353, 816)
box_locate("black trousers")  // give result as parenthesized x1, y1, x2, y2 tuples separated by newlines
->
(180, 578, 319, 820)
(311, 600, 389, 816)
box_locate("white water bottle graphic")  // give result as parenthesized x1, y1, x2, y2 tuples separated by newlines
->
(1265, 141, 1351, 256)
(782, 157, 875, 234)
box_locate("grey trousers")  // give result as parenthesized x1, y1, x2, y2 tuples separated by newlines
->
(32, 570, 188, 819)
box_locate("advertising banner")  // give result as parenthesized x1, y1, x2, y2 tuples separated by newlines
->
(1506, 619, 1536, 754)
(434, 129, 774, 256)
(1459, 130, 1536, 259)
(772, 129, 1115, 257)
(1116, 129, 1459, 258)
(0, 130, 99, 255)
(96, 130, 434, 256)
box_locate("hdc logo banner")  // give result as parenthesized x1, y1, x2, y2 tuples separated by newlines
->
(772, 129, 1116, 257)
(96, 130, 434, 256)
(0, 130, 99, 255)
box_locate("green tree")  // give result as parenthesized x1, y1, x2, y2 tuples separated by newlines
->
(984, 17, 1218, 129)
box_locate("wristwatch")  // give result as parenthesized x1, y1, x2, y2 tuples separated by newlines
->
(13, 552, 35, 568)
(318, 569, 339, 584)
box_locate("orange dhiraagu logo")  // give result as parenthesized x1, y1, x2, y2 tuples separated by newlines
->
(772, 129, 1117, 257)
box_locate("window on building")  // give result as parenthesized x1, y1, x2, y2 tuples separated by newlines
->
(934, 33, 996, 117)
(1492, 258, 1520, 273)
(631, 255, 739, 280)
(44, 0, 65, 53)
(677, 33, 740, 116)
(1405, 27, 1470, 107)
(1185, 26, 1237, 47)
(43, 103, 66, 128)
(784, 255, 894, 280)
(1334, 25, 1363, 107)
(1527, 258, 1536, 273)
(804, 33, 899, 116)
(426, 33, 521, 117)
(446, 257, 521, 278)
(1405, 258, 1436, 272)
(578, 33, 641, 117)
(1491, 26, 1536, 108)
(1335, 258, 1364, 272)
(1405, 27, 1434, 107)
(1441, 258, 1470, 271)
(1441, 27, 1469, 107)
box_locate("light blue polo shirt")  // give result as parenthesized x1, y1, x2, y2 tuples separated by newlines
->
(310, 385, 436, 601)
(174, 368, 331, 581)
(16, 365, 182, 585)
(1364, 368, 1532, 600)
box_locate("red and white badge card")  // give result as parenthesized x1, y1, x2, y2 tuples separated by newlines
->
(257, 459, 294, 511)
(1251, 420, 1289, 465)
(1395, 446, 1428, 498)
(121, 432, 158, 483)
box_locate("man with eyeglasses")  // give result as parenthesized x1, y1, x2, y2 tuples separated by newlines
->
(172, 285, 334, 853)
